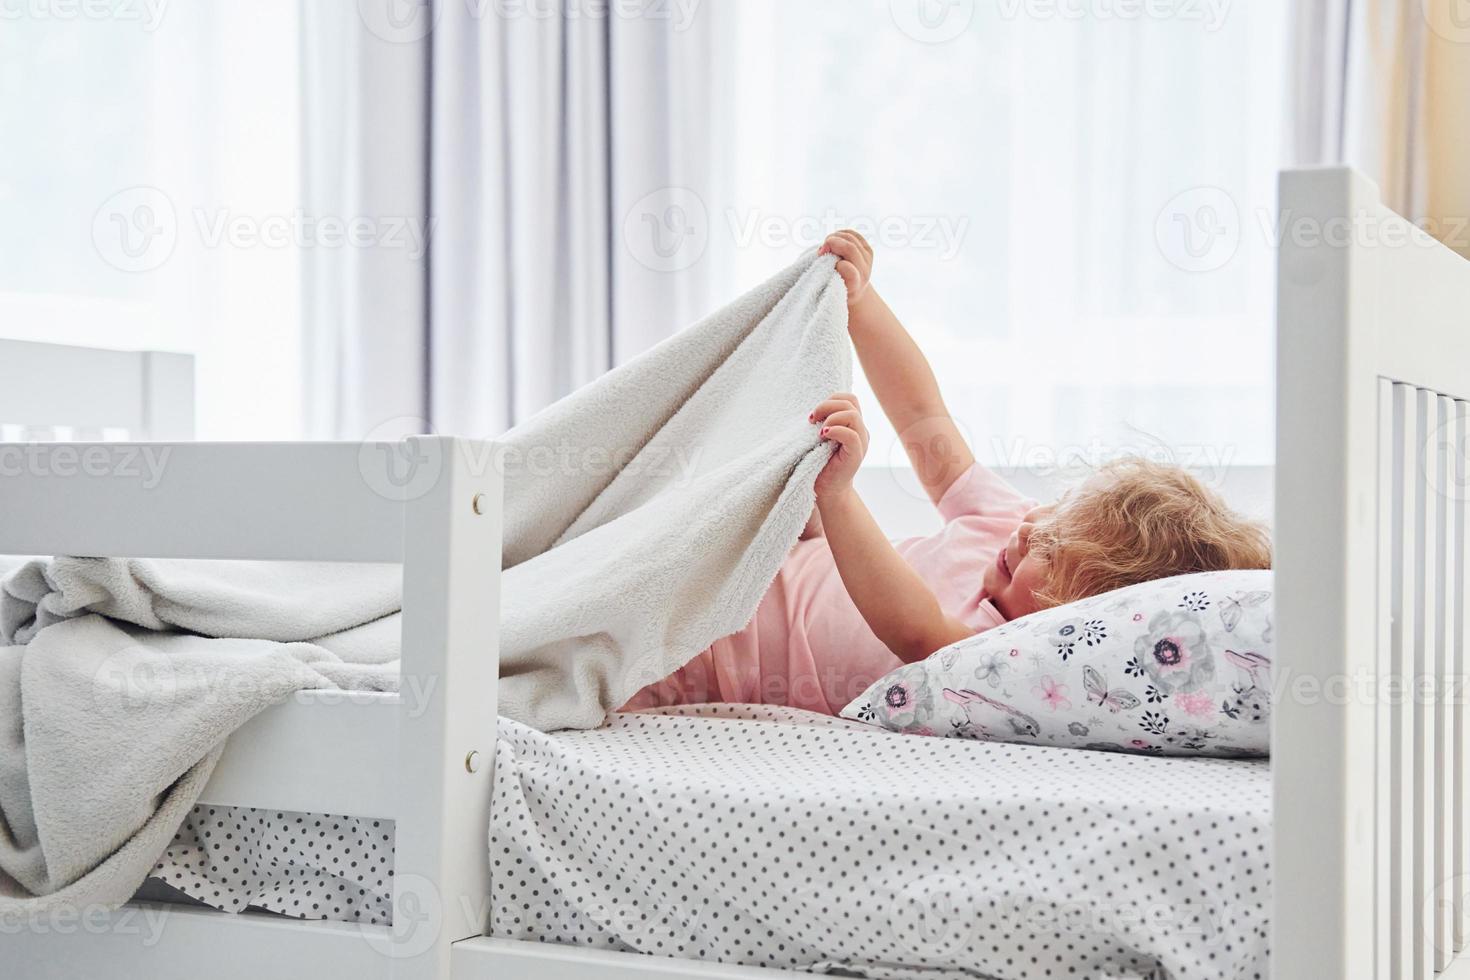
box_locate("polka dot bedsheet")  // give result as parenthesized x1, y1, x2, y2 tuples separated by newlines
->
(490, 704, 1271, 979)
(143, 806, 395, 925)
(144, 703, 1270, 979)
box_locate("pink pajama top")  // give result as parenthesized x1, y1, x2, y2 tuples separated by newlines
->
(623, 463, 1036, 715)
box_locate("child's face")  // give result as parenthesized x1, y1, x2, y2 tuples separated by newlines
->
(983, 504, 1054, 621)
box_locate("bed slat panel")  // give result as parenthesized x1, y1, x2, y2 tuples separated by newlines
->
(1379, 379, 1396, 979)
(1393, 382, 1420, 980)
(1458, 402, 1470, 956)
(1434, 395, 1457, 971)
(1414, 388, 1438, 980)
(1277, 167, 1470, 980)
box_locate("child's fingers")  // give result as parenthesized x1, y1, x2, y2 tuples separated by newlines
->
(835, 260, 863, 295)
(811, 398, 857, 419)
(822, 409, 864, 433)
(810, 396, 860, 422)
(819, 424, 866, 456)
(832, 229, 873, 261)
(820, 233, 853, 257)
(823, 234, 865, 267)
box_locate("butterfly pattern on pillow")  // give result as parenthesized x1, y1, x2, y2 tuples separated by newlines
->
(840, 570, 1274, 758)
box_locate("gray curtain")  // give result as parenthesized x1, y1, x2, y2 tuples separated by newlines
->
(302, 0, 717, 440)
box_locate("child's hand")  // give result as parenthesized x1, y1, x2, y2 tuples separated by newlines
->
(817, 230, 873, 307)
(811, 394, 868, 500)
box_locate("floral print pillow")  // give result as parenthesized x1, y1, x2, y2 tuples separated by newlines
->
(839, 570, 1273, 757)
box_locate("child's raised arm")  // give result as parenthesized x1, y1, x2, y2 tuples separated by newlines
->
(811, 395, 975, 663)
(819, 231, 975, 504)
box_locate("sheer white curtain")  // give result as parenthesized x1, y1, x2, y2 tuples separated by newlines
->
(0, 4, 303, 440)
(300, 3, 429, 440)
(680, 1, 1290, 470)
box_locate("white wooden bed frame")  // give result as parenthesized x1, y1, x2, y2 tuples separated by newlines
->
(2, 167, 1467, 979)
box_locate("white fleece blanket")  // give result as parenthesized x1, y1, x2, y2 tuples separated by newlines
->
(496, 250, 850, 727)
(0, 251, 850, 911)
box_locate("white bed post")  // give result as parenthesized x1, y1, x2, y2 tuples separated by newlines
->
(1274, 167, 1381, 979)
(389, 435, 502, 980)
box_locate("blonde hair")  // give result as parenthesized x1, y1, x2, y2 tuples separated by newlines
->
(1027, 456, 1271, 608)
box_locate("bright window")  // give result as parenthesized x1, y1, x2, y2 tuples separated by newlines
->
(0, 4, 303, 440)
(697, 0, 1288, 470)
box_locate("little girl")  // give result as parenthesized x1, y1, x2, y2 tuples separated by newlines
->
(626, 230, 1271, 715)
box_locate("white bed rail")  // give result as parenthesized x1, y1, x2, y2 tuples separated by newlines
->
(0, 435, 503, 980)
(1275, 167, 1470, 980)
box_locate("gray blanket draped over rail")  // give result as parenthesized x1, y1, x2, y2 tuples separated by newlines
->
(0, 252, 850, 912)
